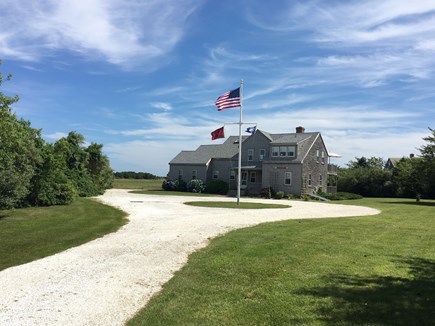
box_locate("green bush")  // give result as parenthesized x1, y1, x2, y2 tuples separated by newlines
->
(275, 191, 284, 199)
(319, 192, 363, 200)
(187, 179, 205, 193)
(206, 180, 229, 195)
(260, 187, 275, 199)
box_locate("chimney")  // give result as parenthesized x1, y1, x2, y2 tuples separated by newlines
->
(296, 126, 305, 133)
(410, 153, 415, 158)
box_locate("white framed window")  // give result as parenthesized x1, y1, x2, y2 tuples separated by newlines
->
(287, 146, 295, 157)
(192, 170, 197, 180)
(178, 170, 183, 178)
(316, 150, 320, 163)
(230, 170, 236, 180)
(248, 149, 254, 161)
(308, 174, 312, 187)
(273, 146, 296, 157)
(250, 171, 256, 183)
(213, 170, 219, 179)
(319, 174, 323, 186)
(284, 172, 292, 185)
(272, 147, 279, 157)
(260, 149, 266, 160)
(321, 151, 325, 164)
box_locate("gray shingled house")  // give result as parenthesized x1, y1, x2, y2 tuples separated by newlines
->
(167, 126, 337, 196)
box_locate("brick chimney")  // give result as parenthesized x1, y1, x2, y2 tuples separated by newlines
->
(296, 126, 305, 133)
(410, 153, 415, 158)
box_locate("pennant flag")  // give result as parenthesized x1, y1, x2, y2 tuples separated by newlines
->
(215, 87, 241, 111)
(211, 126, 225, 140)
(245, 126, 257, 134)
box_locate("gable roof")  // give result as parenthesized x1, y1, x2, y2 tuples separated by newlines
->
(169, 130, 324, 165)
(169, 135, 248, 165)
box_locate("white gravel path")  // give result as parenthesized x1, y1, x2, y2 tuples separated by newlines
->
(0, 189, 379, 325)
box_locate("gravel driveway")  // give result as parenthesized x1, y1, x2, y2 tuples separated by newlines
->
(0, 189, 379, 325)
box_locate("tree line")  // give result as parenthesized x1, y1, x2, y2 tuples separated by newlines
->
(338, 130, 435, 199)
(0, 62, 112, 209)
(113, 171, 161, 179)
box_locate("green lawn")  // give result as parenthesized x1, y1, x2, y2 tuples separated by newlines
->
(112, 178, 164, 190)
(128, 198, 435, 326)
(185, 201, 290, 209)
(0, 198, 127, 271)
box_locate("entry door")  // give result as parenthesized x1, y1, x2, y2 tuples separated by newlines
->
(241, 171, 248, 188)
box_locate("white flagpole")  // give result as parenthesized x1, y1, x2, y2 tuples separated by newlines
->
(237, 80, 243, 205)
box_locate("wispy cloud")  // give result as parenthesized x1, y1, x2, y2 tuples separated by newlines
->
(0, 0, 200, 68)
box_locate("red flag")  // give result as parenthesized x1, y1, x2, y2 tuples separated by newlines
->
(211, 126, 225, 140)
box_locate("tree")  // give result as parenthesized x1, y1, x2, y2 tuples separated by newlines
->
(0, 65, 43, 208)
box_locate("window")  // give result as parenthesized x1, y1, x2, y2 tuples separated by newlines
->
(213, 170, 219, 179)
(192, 170, 197, 180)
(272, 147, 279, 157)
(248, 149, 254, 161)
(308, 174, 312, 187)
(260, 149, 266, 160)
(287, 146, 295, 157)
(250, 171, 256, 183)
(273, 146, 296, 157)
(319, 174, 323, 186)
(230, 170, 235, 180)
(321, 151, 325, 164)
(284, 172, 292, 185)
(316, 150, 320, 163)
(178, 170, 183, 178)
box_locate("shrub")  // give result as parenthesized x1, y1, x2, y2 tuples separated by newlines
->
(275, 191, 284, 199)
(187, 179, 205, 193)
(318, 192, 363, 200)
(206, 180, 229, 195)
(260, 187, 275, 199)
(162, 180, 177, 191)
(175, 178, 187, 192)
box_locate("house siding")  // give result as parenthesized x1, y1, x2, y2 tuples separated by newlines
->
(262, 163, 302, 195)
(168, 164, 208, 182)
(301, 135, 328, 194)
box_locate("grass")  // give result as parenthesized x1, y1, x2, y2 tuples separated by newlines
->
(185, 201, 290, 209)
(128, 198, 435, 326)
(0, 198, 127, 271)
(112, 178, 164, 190)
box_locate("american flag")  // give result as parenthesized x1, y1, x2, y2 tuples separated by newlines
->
(215, 87, 241, 111)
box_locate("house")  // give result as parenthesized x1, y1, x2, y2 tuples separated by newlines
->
(167, 126, 338, 196)
(385, 154, 415, 169)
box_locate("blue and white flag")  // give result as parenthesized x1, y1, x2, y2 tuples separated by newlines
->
(245, 126, 257, 134)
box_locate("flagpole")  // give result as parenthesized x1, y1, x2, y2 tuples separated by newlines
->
(237, 79, 243, 205)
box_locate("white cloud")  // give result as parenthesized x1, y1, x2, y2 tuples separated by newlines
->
(0, 0, 200, 68)
(152, 102, 172, 111)
(44, 132, 68, 140)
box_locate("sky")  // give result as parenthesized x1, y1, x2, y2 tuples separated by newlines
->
(1, 0, 434, 176)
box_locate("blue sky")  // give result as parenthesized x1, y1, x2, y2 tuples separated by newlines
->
(1, 0, 434, 176)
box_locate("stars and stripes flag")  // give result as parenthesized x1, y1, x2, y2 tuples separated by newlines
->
(211, 126, 225, 140)
(215, 87, 241, 111)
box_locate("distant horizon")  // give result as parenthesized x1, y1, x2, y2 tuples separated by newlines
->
(1, 0, 434, 176)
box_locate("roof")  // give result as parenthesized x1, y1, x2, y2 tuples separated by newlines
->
(169, 135, 248, 165)
(169, 130, 324, 165)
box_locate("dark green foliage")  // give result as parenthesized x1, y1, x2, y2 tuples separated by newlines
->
(162, 178, 187, 192)
(260, 187, 275, 199)
(186, 179, 205, 193)
(319, 192, 363, 200)
(206, 180, 229, 195)
(113, 171, 160, 179)
(0, 107, 42, 209)
(275, 191, 284, 199)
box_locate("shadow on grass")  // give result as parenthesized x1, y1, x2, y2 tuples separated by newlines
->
(299, 257, 435, 325)
(380, 201, 435, 207)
